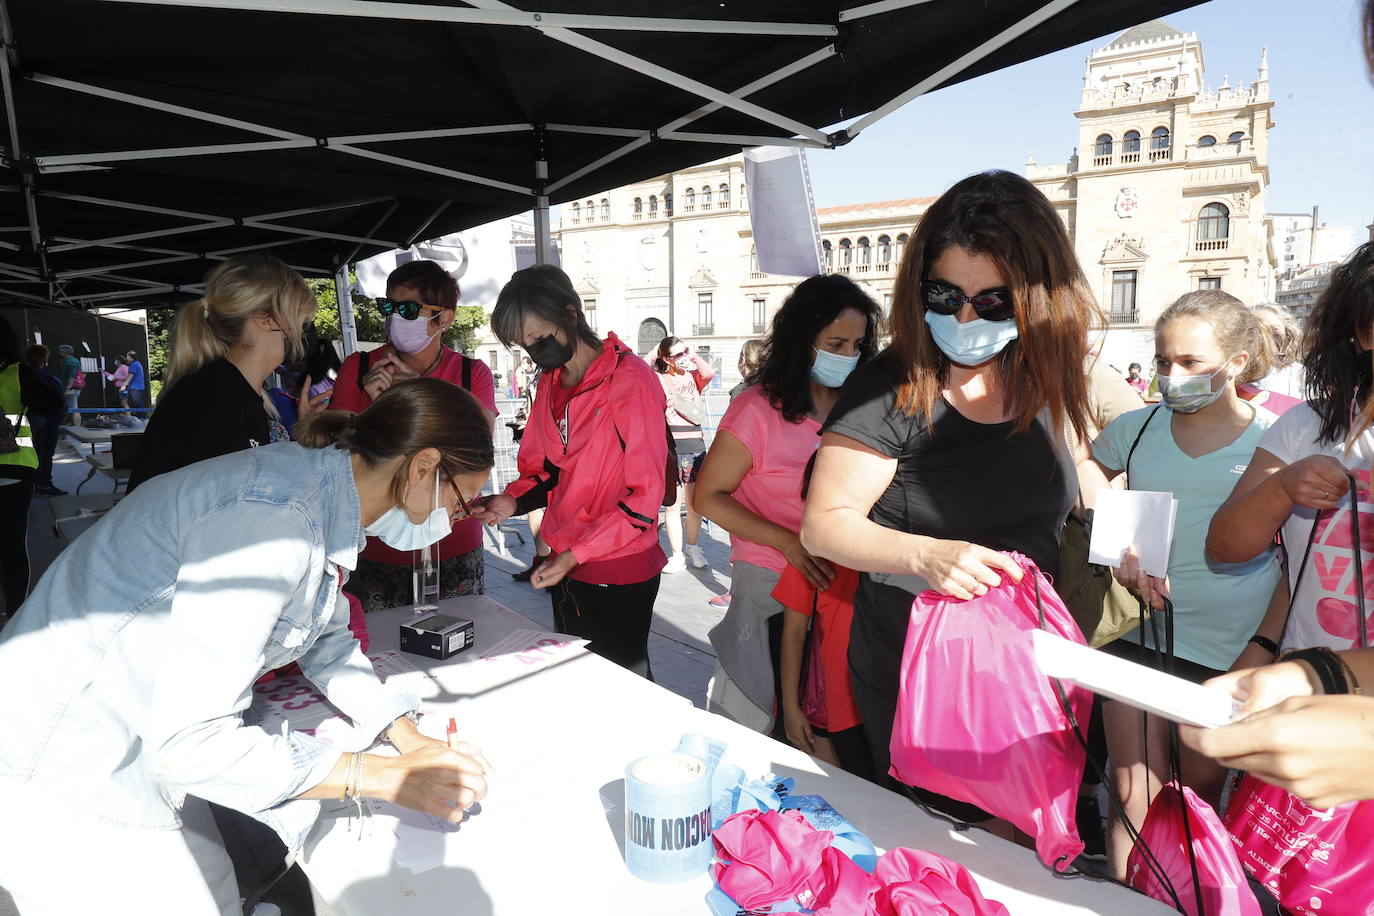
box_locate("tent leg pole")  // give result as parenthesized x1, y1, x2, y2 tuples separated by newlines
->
(532, 138, 551, 265)
(335, 266, 358, 358)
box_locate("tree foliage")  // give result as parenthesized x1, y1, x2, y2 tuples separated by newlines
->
(143, 272, 488, 391)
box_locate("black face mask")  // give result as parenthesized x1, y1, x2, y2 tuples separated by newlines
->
(526, 333, 574, 370)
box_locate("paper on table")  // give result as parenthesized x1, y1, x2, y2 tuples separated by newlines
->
(480, 627, 587, 669)
(1087, 488, 1178, 579)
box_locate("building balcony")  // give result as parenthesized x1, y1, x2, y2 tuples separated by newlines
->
(1148, 147, 1171, 162)
(692, 323, 714, 336)
(1185, 138, 1253, 161)
(752, 322, 766, 334)
(1194, 238, 1230, 253)
(1108, 308, 1139, 324)
(1088, 148, 1171, 169)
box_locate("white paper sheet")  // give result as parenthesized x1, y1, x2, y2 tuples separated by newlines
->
(1087, 488, 1178, 578)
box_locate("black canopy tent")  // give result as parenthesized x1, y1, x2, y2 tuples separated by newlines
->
(2, 0, 1205, 320)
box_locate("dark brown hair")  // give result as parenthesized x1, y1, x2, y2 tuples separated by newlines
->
(24, 344, 47, 367)
(387, 260, 460, 311)
(653, 336, 686, 374)
(889, 170, 1103, 439)
(295, 377, 493, 503)
(1302, 242, 1374, 446)
(1155, 289, 1274, 385)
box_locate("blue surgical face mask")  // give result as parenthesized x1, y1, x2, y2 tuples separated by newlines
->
(810, 347, 860, 388)
(924, 311, 1019, 365)
(364, 471, 452, 550)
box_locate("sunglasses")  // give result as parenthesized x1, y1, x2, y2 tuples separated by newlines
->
(378, 299, 439, 321)
(921, 280, 1016, 322)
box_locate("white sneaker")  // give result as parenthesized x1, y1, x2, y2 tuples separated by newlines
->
(684, 544, 708, 569)
(663, 553, 687, 573)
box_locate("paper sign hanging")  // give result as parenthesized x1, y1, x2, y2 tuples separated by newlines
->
(744, 146, 822, 278)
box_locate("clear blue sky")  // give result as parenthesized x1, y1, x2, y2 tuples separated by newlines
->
(806, 0, 1373, 232)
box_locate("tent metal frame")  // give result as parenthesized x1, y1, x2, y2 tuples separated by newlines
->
(3, 0, 1121, 328)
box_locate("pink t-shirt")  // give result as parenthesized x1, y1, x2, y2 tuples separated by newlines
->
(716, 386, 821, 572)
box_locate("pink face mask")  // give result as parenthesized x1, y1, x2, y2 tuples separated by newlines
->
(386, 314, 439, 354)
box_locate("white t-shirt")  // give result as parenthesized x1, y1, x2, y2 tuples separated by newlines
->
(1258, 401, 1374, 652)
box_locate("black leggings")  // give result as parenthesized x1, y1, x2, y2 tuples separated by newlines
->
(551, 575, 660, 680)
(0, 476, 33, 616)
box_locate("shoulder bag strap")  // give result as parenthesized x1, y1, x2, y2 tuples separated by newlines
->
(1123, 404, 1163, 485)
(355, 350, 370, 394)
(461, 353, 472, 389)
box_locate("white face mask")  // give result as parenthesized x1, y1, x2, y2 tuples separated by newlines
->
(363, 471, 452, 550)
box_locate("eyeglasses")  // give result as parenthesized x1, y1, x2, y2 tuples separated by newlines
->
(450, 483, 473, 522)
(378, 299, 439, 321)
(920, 280, 1016, 322)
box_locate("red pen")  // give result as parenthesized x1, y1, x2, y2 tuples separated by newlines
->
(447, 716, 494, 772)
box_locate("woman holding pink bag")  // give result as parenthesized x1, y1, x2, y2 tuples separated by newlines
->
(802, 170, 1101, 825)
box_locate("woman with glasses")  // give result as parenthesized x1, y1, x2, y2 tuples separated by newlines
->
(0, 379, 493, 915)
(801, 170, 1100, 829)
(652, 336, 715, 573)
(129, 254, 325, 492)
(331, 260, 497, 612)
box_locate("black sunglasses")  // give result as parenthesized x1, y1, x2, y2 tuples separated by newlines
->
(921, 280, 1016, 322)
(378, 299, 436, 321)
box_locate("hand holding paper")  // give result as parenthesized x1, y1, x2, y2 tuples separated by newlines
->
(1087, 488, 1178, 580)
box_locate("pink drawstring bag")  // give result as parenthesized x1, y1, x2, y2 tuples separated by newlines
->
(889, 551, 1090, 868)
(868, 848, 1010, 916)
(1126, 781, 1261, 915)
(1225, 773, 1374, 914)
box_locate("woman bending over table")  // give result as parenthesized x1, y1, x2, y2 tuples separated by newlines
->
(0, 379, 492, 915)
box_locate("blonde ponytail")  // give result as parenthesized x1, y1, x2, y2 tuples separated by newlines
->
(162, 254, 316, 396)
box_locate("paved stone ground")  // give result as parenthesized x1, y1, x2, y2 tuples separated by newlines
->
(0, 437, 736, 916)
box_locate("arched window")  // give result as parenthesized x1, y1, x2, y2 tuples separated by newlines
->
(895, 233, 909, 263)
(856, 237, 871, 271)
(570, 202, 580, 224)
(599, 198, 608, 221)
(1150, 126, 1171, 160)
(664, 192, 673, 216)
(877, 235, 892, 264)
(1094, 134, 1113, 158)
(649, 195, 658, 217)
(702, 186, 713, 210)
(685, 188, 696, 212)
(1198, 135, 1216, 147)
(633, 196, 643, 219)
(1122, 130, 1141, 162)
(822, 239, 833, 272)
(719, 183, 730, 208)
(1228, 131, 1246, 148)
(1197, 202, 1231, 251)
(838, 238, 852, 272)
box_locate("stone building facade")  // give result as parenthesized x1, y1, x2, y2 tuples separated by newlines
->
(478, 156, 928, 388)
(1028, 20, 1278, 369)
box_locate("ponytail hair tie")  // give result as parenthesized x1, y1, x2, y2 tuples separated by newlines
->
(202, 301, 210, 320)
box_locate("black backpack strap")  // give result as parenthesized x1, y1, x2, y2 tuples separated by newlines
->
(355, 350, 370, 395)
(1124, 404, 1162, 484)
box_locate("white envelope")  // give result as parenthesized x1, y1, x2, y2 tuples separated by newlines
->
(1087, 488, 1178, 579)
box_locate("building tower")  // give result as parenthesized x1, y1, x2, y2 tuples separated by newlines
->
(1028, 20, 1276, 338)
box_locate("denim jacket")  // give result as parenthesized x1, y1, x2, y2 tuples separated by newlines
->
(0, 442, 418, 848)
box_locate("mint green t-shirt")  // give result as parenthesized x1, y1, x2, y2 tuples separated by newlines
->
(1092, 402, 1281, 670)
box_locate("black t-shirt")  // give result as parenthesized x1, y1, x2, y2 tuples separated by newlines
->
(127, 358, 271, 492)
(822, 351, 1075, 702)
